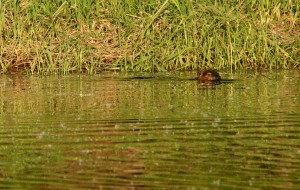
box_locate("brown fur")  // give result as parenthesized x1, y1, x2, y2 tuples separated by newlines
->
(198, 69, 221, 85)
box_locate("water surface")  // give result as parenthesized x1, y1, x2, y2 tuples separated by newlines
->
(0, 70, 299, 189)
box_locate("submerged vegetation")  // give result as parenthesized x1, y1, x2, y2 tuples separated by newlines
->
(0, 0, 299, 74)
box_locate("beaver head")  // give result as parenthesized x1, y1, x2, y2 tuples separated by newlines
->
(198, 69, 221, 85)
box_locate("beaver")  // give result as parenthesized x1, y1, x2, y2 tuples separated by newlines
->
(198, 69, 221, 85)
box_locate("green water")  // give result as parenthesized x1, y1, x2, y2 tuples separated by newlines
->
(0, 70, 299, 189)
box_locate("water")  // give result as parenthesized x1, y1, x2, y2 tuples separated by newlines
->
(0, 70, 299, 189)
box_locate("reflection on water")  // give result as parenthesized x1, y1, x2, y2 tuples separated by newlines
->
(0, 70, 299, 189)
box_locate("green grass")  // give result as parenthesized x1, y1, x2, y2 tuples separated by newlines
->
(0, 0, 299, 74)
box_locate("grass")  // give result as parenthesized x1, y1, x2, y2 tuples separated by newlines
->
(0, 0, 299, 74)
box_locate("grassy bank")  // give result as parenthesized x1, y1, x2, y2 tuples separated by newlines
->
(0, 0, 299, 74)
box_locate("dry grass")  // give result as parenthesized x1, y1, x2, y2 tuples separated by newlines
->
(0, 0, 299, 74)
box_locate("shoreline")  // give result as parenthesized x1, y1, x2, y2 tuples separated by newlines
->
(1, 1, 299, 74)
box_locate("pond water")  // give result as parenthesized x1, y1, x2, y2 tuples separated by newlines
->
(0, 70, 299, 189)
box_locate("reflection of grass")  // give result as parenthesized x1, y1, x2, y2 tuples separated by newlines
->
(0, 1, 299, 74)
(1, 71, 299, 120)
(0, 71, 299, 189)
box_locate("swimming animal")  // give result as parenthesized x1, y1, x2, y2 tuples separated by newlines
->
(198, 69, 221, 85)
